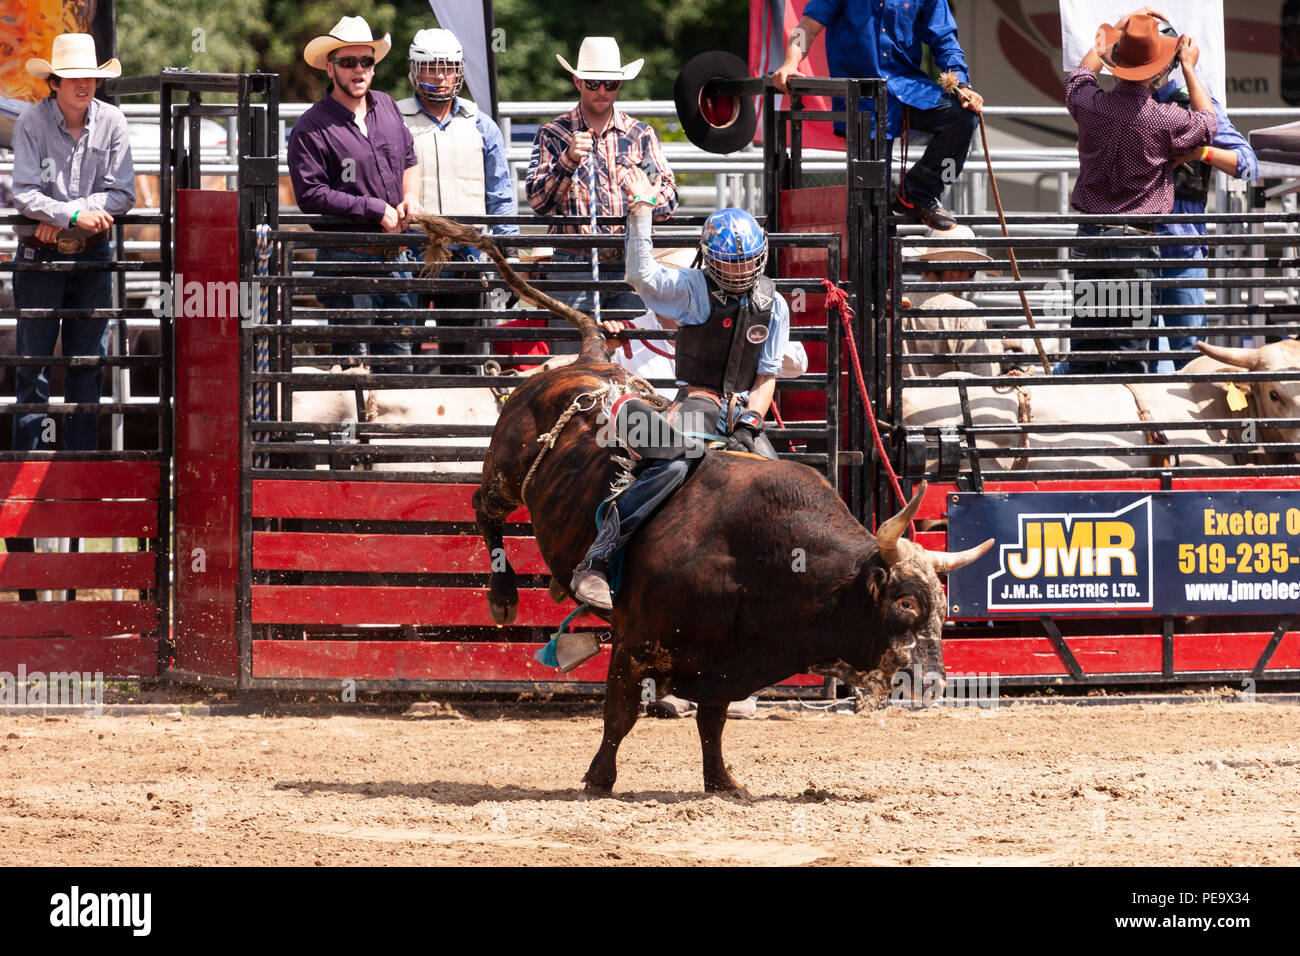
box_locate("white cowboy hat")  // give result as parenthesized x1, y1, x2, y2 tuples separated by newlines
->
(556, 37, 643, 81)
(26, 34, 121, 80)
(902, 224, 1001, 273)
(304, 16, 392, 71)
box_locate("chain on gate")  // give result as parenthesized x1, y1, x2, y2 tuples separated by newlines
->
(254, 224, 272, 468)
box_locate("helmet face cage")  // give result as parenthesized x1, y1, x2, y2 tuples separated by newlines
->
(410, 56, 464, 103)
(700, 209, 768, 294)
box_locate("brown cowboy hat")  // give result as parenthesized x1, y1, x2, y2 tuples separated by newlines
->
(1095, 14, 1179, 82)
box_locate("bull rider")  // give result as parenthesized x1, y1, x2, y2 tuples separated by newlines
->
(570, 165, 791, 611)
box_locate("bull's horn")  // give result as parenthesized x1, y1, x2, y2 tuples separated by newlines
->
(929, 538, 995, 574)
(1195, 341, 1261, 371)
(877, 481, 927, 565)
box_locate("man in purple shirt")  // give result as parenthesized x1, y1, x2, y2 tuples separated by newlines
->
(1060, 10, 1215, 375)
(288, 16, 424, 372)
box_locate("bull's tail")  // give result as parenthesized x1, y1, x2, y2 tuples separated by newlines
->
(415, 215, 607, 364)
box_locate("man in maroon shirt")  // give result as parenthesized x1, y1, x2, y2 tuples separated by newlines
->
(288, 16, 424, 372)
(1060, 9, 1215, 375)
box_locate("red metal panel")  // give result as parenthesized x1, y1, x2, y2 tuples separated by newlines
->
(252, 479, 528, 524)
(943, 631, 1300, 677)
(0, 602, 158, 639)
(251, 639, 825, 686)
(1170, 477, 1300, 491)
(0, 500, 157, 538)
(173, 189, 243, 681)
(251, 585, 601, 627)
(0, 552, 155, 589)
(914, 531, 947, 550)
(1174, 632, 1300, 672)
(0, 462, 159, 500)
(943, 636, 1160, 677)
(253, 532, 547, 574)
(0, 636, 158, 677)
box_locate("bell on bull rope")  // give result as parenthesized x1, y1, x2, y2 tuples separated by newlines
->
(556, 631, 603, 672)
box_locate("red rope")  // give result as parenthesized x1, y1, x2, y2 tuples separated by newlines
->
(822, 279, 915, 537)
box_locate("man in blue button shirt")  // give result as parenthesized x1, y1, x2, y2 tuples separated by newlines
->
(1152, 79, 1257, 373)
(773, 0, 984, 230)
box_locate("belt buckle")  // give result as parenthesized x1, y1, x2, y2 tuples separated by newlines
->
(56, 237, 85, 254)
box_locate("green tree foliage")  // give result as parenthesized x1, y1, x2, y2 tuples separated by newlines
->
(116, 0, 750, 103)
(116, 0, 268, 75)
(490, 0, 748, 101)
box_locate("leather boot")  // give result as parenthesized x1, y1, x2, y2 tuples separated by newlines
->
(570, 505, 621, 610)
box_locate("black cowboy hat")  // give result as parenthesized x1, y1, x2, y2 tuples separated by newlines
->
(674, 51, 758, 155)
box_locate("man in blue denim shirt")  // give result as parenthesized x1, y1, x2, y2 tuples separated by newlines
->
(1152, 81, 1257, 373)
(773, 0, 985, 230)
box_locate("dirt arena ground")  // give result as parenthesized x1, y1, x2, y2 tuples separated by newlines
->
(2, 700, 1298, 866)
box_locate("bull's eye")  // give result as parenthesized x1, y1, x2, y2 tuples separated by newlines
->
(1270, 389, 1282, 405)
(894, 596, 918, 615)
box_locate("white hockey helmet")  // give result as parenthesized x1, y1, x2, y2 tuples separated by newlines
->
(409, 28, 464, 103)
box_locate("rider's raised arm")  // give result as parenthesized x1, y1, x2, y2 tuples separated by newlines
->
(624, 208, 712, 322)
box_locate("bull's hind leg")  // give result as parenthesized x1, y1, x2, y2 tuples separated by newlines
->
(473, 485, 518, 625)
(582, 641, 642, 794)
(696, 703, 743, 793)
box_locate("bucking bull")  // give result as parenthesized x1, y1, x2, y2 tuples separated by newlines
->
(416, 216, 992, 794)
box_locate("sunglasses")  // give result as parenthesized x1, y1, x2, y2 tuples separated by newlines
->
(582, 79, 622, 91)
(330, 55, 376, 70)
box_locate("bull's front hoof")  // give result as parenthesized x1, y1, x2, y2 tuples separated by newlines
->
(704, 770, 746, 795)
(581, 781, 614, 798)
(706, 783, 752, 800)
(488, 598, 518, 625)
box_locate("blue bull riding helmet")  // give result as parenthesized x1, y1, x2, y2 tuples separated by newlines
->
(700, 207, 767, 294)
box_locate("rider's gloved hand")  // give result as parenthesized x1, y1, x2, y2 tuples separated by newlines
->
(728, 409, 766, 454)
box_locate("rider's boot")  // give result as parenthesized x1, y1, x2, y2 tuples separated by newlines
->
(571, 505, 621, 610)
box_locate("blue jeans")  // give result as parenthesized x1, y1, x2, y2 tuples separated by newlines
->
(1155, 254, 1206, 374)
(897, 92, 980, 210)
(315, 247, 418, 372)
(549, 249, 644, 355)
(12, 240, 113, 451)
(1056, 224, 1158, 376)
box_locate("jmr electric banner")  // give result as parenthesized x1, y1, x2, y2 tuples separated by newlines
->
(947, 491, 1300, 618)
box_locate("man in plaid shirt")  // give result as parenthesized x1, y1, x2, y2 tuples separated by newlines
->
(526, 37, 678, 353)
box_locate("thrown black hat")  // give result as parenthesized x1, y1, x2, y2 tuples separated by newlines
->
(674, 51, 759, 155)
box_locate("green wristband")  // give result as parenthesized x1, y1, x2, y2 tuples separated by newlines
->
(70, 210, 79, 227)
(630, 194, 657, 207)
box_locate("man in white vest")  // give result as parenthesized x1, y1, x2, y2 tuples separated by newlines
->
(398, 27, 517, 374)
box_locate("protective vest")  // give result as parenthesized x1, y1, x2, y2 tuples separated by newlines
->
(397, 96, 487, 215)
(1168, 89, 1212, 206)
(674, 275, 776, 394)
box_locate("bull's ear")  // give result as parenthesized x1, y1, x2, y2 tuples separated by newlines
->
(863, 564, 889, 604)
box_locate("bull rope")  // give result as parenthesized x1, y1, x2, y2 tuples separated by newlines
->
(254, 224, 272, 469)
(519, 384, 634, 506)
